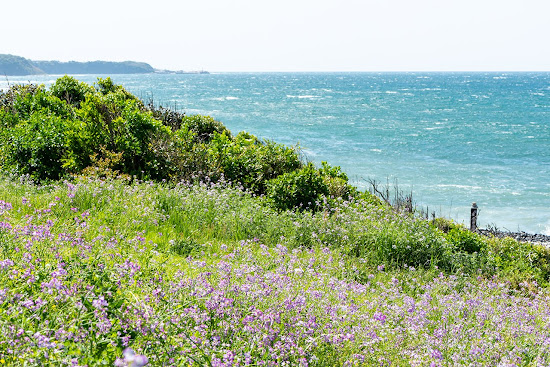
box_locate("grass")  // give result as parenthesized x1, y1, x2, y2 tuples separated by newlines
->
(0, 176, 549, 366)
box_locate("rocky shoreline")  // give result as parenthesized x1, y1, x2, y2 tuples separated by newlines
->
(478, 228, 550, 248)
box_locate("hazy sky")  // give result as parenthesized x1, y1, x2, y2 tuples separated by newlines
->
(2, 0, 549, 72)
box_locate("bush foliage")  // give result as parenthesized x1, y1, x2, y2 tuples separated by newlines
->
(0, 77, 330, 198)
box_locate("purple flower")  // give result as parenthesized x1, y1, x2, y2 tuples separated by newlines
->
(114, 348, 148, 367)
(0, 200, 12, 214)
(431, 348, 443, 360)
(0, 259, 14, 270)
(373, 312, 386, 324)
(92, 296, 108, 309)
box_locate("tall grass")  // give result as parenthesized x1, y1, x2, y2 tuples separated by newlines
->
(0, 176, 549, 365)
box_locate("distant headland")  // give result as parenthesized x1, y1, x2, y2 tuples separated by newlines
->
(0, 54, 208, 76)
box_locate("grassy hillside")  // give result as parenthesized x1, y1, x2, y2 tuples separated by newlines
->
(0, 77, 549, 366)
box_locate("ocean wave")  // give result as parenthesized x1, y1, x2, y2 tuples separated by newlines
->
(286, 95, 319, 99)
(436, 184, 483, 190)
(213, 96, 239, 101)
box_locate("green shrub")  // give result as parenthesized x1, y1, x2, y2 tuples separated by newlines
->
(0, 78, 176, 181)
(208, 131, 302, 193)
(181, 115, 230, 142)
(446, 227, 485, 253)
(0, 84, 78, 180)
(149, 105, 185, 131)
(0, 84, 42, 114)
(319, 161, 355, 199)
(431, 217, 454, 233)
(76, 88, 169, 178)
(50, 75, 94, 107)
(95, 77, 140, 104)
(1, 113, 68, 180)
(485, 237, 550, 284)
(150, 127, 216, 182)
(430, 219, 485, 254)
(6, 84, 73, 121)
(266, 163, 329, 211)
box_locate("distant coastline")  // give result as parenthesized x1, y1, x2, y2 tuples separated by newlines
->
(0, 54, 208, 76)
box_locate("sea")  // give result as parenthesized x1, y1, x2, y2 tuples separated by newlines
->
(1, 72, 549, 234)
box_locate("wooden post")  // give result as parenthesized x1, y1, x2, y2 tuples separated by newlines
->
(470, 202, 478, 231)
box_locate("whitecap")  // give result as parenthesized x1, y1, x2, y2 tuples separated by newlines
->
(436, 184, 482, 190)
(286, 95, 318, 99)
(214, 96, 239, 101)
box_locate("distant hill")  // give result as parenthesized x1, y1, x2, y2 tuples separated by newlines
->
(0, 54, 155, 76)
(33, 60, 155, 74)
(0, 54, 43, 76)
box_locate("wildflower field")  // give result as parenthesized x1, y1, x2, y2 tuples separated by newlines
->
(0, 178, 549, 366)
(1, 77, 550, 366)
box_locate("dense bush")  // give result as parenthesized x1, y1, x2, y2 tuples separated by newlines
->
(0, 77, 173, 181)
(49, 75, 94, 107)
(446, 227, 485, 253)
(1, 113, 68, 180)
(267, 163, 329, 211)
(76, 89, 170, 177)
(431, 218, 486, 253)
(181, 114, 231, 142)
(0, 77, 343, 205)
(209, 132, 303, 194)
(319, 161, 355, 198)
(485, 236, 550, 284)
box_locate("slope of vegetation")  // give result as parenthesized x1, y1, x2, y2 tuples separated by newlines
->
(0, 54, 43, 76)
(0, 54, 155, 76)
(0, 77, 549, 366)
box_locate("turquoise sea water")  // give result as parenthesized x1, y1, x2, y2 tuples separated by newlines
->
(2, 73, 549, 234)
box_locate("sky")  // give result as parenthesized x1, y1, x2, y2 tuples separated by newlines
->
(2, 0, 549, 72)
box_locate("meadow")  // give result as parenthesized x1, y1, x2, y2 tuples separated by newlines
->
(0, 77, 549, 366)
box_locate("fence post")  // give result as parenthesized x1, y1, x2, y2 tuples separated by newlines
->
(470, 202, 478, 231)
